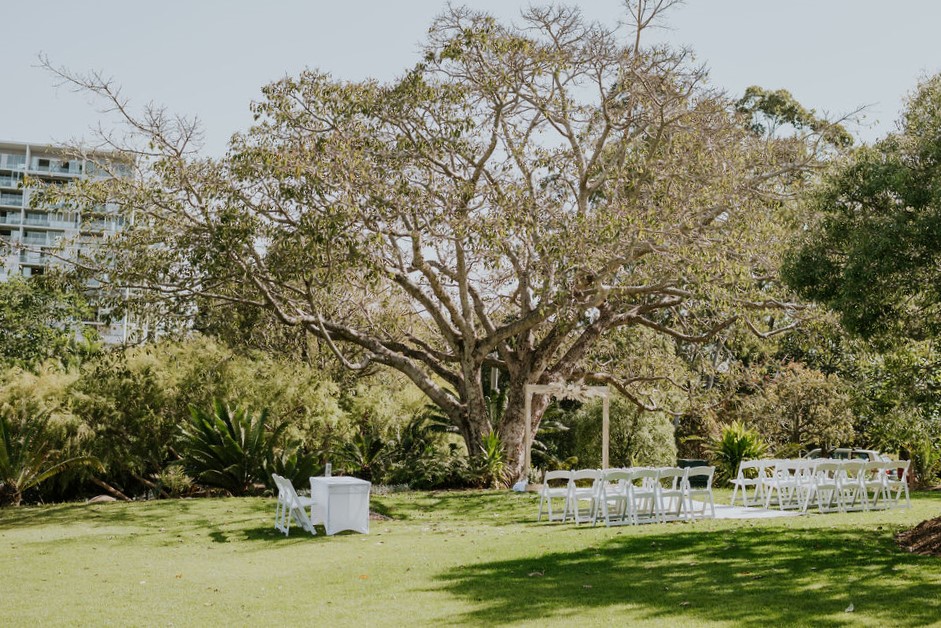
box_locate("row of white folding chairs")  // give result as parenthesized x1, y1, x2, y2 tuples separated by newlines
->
(538, 466, 716, 527)
(731, 458, 911, 513)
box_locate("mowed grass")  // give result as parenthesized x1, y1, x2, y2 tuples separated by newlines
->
(2, 489, 941, 626)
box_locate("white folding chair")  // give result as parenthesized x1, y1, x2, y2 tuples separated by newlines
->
(862, 460, 890, 510)
(684, 466, 716, 520)
(567, 469, 601, 524)
(765, 459, 811, 510)
(592, 469, 634, 526)
(538, 470, 573, 522)
(730, 459, 765, 507)
(629, 468, 659, 524)
(273, 474, 316, 536)
(655, 467, 688, 522)
(802, 461, 843, 513)
(885, 460, 911, 508)
(839, 460, 867, 512)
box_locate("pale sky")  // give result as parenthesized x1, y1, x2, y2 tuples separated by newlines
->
(5, 1, 940, 156)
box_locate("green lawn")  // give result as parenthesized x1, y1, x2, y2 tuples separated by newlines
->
(2, 489, 940, 626)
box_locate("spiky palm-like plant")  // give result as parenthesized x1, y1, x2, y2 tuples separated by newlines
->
(0, 413, 99, 506)
(708, 421, 768, 485)
(181, 399, 288, 496)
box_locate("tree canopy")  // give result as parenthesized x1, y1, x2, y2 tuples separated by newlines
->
(0, 274, 96, 367)
(783, 73, 941, 343)
(48, 3, 845, 480)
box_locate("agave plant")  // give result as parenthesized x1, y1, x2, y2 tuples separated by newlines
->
(181, 399, 288, 496)
(0, 412, 99, 506)
(337, 428, 388, 483)
(469, 431, 508, 489)
(708, 421, 768, 485)
(271, 445, 320, 489)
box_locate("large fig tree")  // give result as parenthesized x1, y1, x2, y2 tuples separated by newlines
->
(49, 3, 841, 481)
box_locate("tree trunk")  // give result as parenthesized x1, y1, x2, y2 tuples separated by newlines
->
(90, 477, 131, 501)
(458, 361, 492, 458)
(499, 383, 551, 484)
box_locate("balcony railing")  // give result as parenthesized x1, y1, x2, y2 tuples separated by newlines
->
(0, 193, 23, 207)
(19, 251, 50, 264)
(31, 161, 83, 175)
(0, 154, 26, 170)
(0, 213, 21, 225)
(0, 175, 20, 188)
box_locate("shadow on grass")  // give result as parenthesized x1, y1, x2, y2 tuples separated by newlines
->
(0, 489, 532, 532)
(375, 490, 535, 524)
(435, 525, 941, 626)
(0, 497, 273, 542)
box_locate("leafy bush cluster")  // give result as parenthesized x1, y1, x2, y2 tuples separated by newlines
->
(0, 337, 493, 505)
(532, 396, 678, 475)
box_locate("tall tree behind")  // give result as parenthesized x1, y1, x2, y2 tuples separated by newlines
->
(45, 3, 843, 480)
(783, 73, 941, 342)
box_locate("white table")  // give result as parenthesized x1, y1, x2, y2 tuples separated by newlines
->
(309, 476, 371, 535)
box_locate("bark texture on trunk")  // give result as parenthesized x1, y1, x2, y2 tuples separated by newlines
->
(499, 385, 551, 483)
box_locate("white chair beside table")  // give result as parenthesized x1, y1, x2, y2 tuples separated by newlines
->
(272, 474, 316, 536)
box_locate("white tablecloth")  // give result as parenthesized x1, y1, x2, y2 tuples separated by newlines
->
(309, 476, 371, 535)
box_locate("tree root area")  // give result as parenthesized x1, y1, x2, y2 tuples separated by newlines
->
(896, 517, 941, 556)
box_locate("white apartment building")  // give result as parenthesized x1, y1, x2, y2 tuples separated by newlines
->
(0, 141, 130, 344)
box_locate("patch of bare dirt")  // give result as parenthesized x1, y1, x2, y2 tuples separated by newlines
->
(896, 517, 941, 556)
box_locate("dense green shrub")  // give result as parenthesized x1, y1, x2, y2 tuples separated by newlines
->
(0, 336, 485, 501)
(0, 410, 98, 506)
(563, 396, 677, 469)
(66, 337, 345, 496)
(337, 427, 388, 483)
(383, 413, 470, 489)
(70, 353, 176, 494)
(708, 421, 768, 485)
(181, 400, 288, 496)
(467, 431, 508, 489)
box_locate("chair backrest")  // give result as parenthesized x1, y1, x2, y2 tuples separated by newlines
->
(273, 474, 303, 508)
(543, 469, 572, 487)
(631, 467, 659, 489)
(272, 473, 286, 496)
(570, 469, 600, 488)
(813, 460, 840, 481)
(736, 459, 761, 480)
(602, 469, 632, 484)
(685, 466, 715, 490)
(756, 460, 777, 479)
(842, 460, 865, 481)
(863, 460, 885, 480)
(657, 467, 687, 490)
(887, 459, 910, 481)
(793, 458, 813, 472)
(767, 460, 792, 479)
